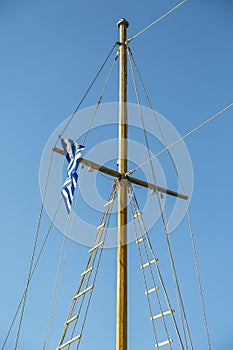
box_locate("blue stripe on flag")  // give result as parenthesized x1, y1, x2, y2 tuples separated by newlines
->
(60, 138, 85, 213)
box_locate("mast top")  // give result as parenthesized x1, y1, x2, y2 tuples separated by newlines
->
(117, 18, 129, 28)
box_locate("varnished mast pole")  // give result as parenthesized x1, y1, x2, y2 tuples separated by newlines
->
(116, 18, 129, 350)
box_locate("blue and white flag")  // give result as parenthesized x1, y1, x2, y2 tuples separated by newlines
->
(61, 138, 85, 213)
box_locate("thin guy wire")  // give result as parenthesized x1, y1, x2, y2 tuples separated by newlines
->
(186, 204, 212, 350)
(43, 234, 70, 350)
(70, 181, 118, 350)
(129, 195, 160, 347)
(129, 190, 173, 349)
(159, 201, 194, 350)
(73, 182, 118, 348)
(131, 188, 186, 349)
(58, 203, 108, 346)
(129, 185, 184, 349)
(82, 52, 119, 145)
(127, 0, 188, 43)
(127, 49, 189, 347)
(128, 47, 158, 194)
(128, 47, 192, 347)
(127, 48, 211, 349)
(43, 169, 84, 349)
(127, 47, 184, 184)
(57, 181, 118, 348)
(59, 201, 112, 346)
(1, 199, 62, 350)
(75, 188, 117, 350)
(54, 43, 117, 147)
(13, 150, 54, 350)
(127, 102, 233, 175)
(129, 191, 172, 349)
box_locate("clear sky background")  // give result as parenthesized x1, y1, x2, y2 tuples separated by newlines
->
(0, 0, 233, 349)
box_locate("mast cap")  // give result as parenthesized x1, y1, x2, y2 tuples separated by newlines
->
(117, 18, 129, 28)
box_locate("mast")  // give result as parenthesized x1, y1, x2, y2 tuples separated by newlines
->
(116, 18, 129, 350)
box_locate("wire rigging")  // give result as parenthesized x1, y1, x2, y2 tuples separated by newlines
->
(82, 51, 119, 145)
(185, 204, 212, 350)
(13, 150, 55, 350)
(44, 53, 121, 347)
(54, 43, 118, 147)
(159, 197, 194, 350)
(127, 46, 158, 195)
(127, 46, 212, 349)
(1, 199, 62, 350)
(129, 184, 185, 349)
(127, 47, 184, 186)
(127, 102, 233, 176)
(127, 0, 188, 43)
(43, 168, 84, 349)
(127, 48, 196, 348)
(56, 180, 118, 350)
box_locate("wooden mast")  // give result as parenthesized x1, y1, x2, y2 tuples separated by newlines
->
(116, 18, 129, 350)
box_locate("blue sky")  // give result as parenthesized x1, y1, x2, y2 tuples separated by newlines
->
(0, 0, 233, 349)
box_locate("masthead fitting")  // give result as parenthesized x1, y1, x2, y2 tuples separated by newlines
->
(117, 18, 129, 28)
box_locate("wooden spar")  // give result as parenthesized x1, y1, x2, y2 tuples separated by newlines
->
(116, 18, 129, 350)
(53, 146, 188, 200)
(128, 175, 188, 200)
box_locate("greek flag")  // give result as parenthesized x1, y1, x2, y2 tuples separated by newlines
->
(61, 138, 85, 213)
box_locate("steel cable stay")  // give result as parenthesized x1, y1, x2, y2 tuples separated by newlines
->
(1, 150, 56, 350)
(130, 186, 189, 350)
(127, 46, 158, 195)
(54, 43, 118, 148)
(43, 168, 85, 349)
(126, 47, 212, 349)
(129, 197, 171, 349)
(127, 102, 233, 176)
(56, 180, 118, 350)
(127, 46, 184, 185)
(126, 0, 188, 44)
(43, 234, 71, 350)
(158, 197, 194, 350)
(128, 47, 192, 348)
(185, 204, 212, 350)
(71, 182, 118, 350)
(44, 51, 121, 348)
(46, 51, 120, 346)
(82, 51, 119, 146)
(1, 198, 62, 350)
(128, 184, 185, 349)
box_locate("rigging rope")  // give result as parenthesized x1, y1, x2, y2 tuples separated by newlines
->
(129, 192, 171, 349)
(44, 49, 120, 347)
(82, 51, 119, 145)
(127, 102, 233, 176)
(13, 150, 55, 350)
(43, 52, 119, 346)
(127, 0, 188, 43)
(128, 47, 158, 195)
(129, 184, 184, 349)
(57, 180, 118, 349)
(185, 204, 212, 350)
(127, 47, 212, 349)
(43, 168, 84, 349)
(1, 200, 62, 350)
(74, 182, 118, 350)
(159, 198, 194, 350)
(127, 46, 194, 348)
(54, 43, 118, 147)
